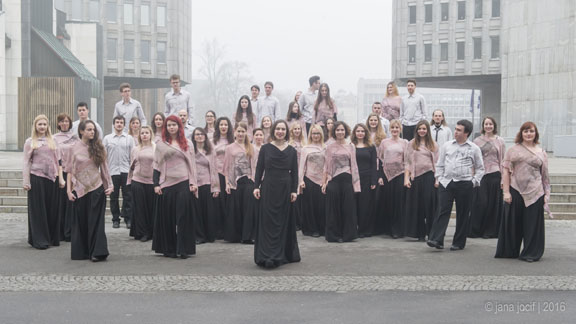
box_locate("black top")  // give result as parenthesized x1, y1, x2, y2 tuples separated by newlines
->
(355, 146, 378, 186)
(254, 143, 299, 193)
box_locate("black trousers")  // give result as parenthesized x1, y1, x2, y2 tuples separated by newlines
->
(110, 173, 132, 223)
(402, 125, 416, 141)
(429, 180, 474, 248)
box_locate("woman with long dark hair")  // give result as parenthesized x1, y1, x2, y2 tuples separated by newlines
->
(253, 119, 301, 269)
(286, 101, 307, 140)
(324, 117, 336, 146)
(67, 120, 113, 261)
(223, 122, 256, 243)
(127, 125, 156, 242)
(313, 83, 338, 128)
(260, 116, 273, 143)
(496, 122, 550, 262)
(151, 112, 165, 143)
(378, 120, 409, 238)
(23, 115, 66, 249)
(192, 127, 220, 244)
(351, 123, 378, 238)
(152, 115, 198, 259)
(233, 95, 256, 140)
(298, 124, 326, 237)
(469, 117, 506, 238)
(322, 121, 361, 243)
(404, 120, 438, 241)
(204, 110, 217, 142)
(128, 116, 141, 143)
(213, 116, 234, 239)
(53, 113, 78, 242)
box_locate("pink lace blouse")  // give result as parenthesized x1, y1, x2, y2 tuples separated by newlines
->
(22, 137, 61, 186)
(213, 138, 229, 175)
(68, 141, 113, 198)
(153, 140, 197, 190)
(128, 145, 154, 185)
(313, 100, 338, 126)
(404, 141, 439, 179)
(223, 142, 253, 190)
(474, 135, 505, 175)
(299, 144, 326, 188)
(195, 150, 220, 193)
(378, 138, 409, 181)
(503, 144, 551, 207)
(382, 96, 402, 121)
(53, 131, 78, 173)
(324, 142, 361, 192)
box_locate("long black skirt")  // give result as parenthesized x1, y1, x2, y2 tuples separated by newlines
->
(495, 188, 545, 261)
(224, 176, 256, 243)
(56, 172, 73, 242)
(27, 174, 60, 249)
(130, 181, 155, 240)
(301, 177, 325, 236)
(195, 184, 217, 243)
(325, 173, 358, 242)
(215, 173, 227, 239)
(383, 174, 406, 238)
(469, 172, 503, 238)
(404, 171, 436, 240)
(71, 185, 108, 260)
(254, 169, 300, 268)
(356, 175, 376, 237)
(152, 181, 196, 257)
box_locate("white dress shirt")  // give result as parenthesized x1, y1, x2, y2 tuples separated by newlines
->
(435, 139, 485, 188)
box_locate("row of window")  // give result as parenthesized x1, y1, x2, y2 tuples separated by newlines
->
(409, 0, 500, 24)
(408, 36, 499, 63)
(107, 38, 167, 63)
(70, 1, 166, 27)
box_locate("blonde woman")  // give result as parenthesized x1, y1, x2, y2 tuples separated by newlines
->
(382, 81, 402, 121)
(23, 115, 65, 249)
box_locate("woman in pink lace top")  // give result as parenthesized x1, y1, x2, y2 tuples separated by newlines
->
(404, 120, 439, 241)
(223, 122, 256, 243)
(192, 127, 220, 244)
(152, 115, 198, 259)
(233, 95, 256, 141)
(66, 120, 113, 261)
(23, 115, 65, 249)
(299, 124, 326, 237)
(313, 83, 338, 127)
(53, 113, 78, 242)
(322, 121, 361, 243)
(378, 120, 409, 238)
(496, 122, 550, 262)
(286, 101, 308, 140)
(127, 126, 155, 242)
(212, 116, 234, 239)
(469, 117, 506, 239)
(381, 81, 402, 121)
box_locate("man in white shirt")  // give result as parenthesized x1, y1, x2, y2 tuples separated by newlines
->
(370, 102, 390, 137)
(256, 81, 281, 125)
(400, 79, 427, 141)
(298, 75, 321, 133)
(113, 83, 147, 132)
(430, 109, 453, 147)
(71, 102, 103, 137)
(427, 119, 485, 251)
(165, 74, 194, 126)
(178, 109, 194, 140)
(250, 85, 260, 119)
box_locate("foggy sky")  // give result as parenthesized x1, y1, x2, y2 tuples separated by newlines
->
(191, 0, 393, 95)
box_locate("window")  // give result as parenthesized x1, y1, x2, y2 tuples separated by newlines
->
(141, 4, 149, 26)
(88, 0, 99, 21)
(424, 4, 432, 23)
(124, 3, 133, 25)
(424, 44, 432, 62)
(408, 44, 416, 63)
(107, 38, 117, 60)
(157, 41, 167, 63)
(475, 0, 483, 19)
(458, 1, 466, 20)
(440, 43, 448, 61)
(409, 5, 416, 24)
(124, 39, 134, 61)
(441, 3, 449, 21)
(492, 0, 500, 17)
(457, 41, 465, 60)
(157, 6, 166, 27)
(141, 40, 150, 62)
(473, 37, 482, 59)
(106, 2, 116, 23)
(71, 1, 82, 20)
(491, 36, 499, 58)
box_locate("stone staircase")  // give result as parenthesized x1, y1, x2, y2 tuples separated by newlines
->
(1, 170, 576, 219)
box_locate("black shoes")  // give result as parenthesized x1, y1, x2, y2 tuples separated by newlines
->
(112, 221, 120, 229)
(312, 232, 320, 238)
(139, 236, 149, 242)
(125, 220, 131, 229)
(427, 240, 444, 249)
(450, 245, 464, 251)
(91, 255, 107, 262)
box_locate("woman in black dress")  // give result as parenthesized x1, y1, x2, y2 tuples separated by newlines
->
(253, 120, 301, 269)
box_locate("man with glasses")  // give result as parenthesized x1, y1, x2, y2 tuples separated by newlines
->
(113, 83, 147, 133)
(165, 74, 194, 126)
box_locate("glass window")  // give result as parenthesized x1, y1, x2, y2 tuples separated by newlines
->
(424, 44, 432, 62)
(107, 38, 117, 60)
(106, 2, 117, 23)
(458, 1, 466, 20)
(157, 6, 166, 27)
(408, 44, 416, 63)
(473, 37, 482, 59)
(141, 40, 150, 62)
(71, 1, 82, 20)
(456, 41, 465, 60)
(409, 6, 416, 24)
(491, 36, 499, 58)
(440, 43, 448, 61)
(124, 39, 134, 62)
(441, 3, 449, 21)
(425, 4, 432, 23)
(88, 0, 99, 22)
(157, 41, 167, 63)
(492, 0, 500, 17)
(141, 4, 149, 26)
(124, 3, 133, 25)
(475, 0, 483, 19)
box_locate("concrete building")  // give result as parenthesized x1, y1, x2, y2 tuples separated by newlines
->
(392, 0, 575, 151)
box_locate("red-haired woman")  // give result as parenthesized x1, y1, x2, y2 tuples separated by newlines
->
(152, 115, 198, 259)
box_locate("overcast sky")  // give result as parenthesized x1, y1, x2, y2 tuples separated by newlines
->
(191, 0, 393, 95)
